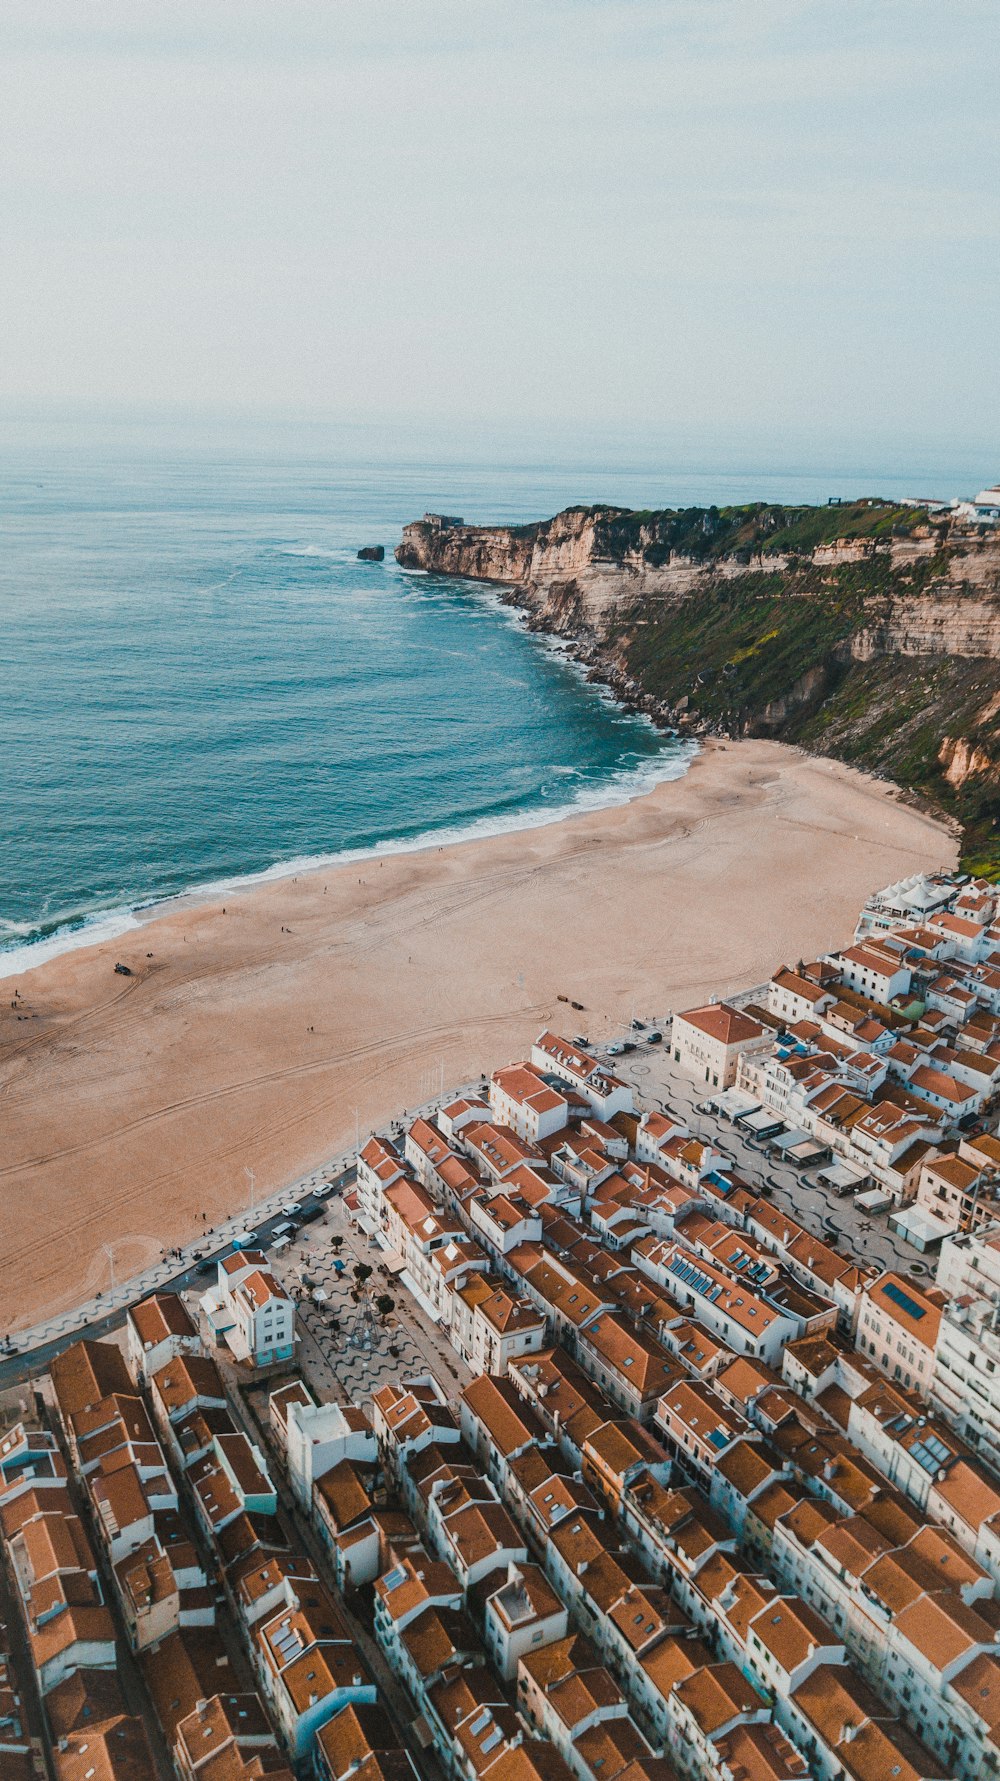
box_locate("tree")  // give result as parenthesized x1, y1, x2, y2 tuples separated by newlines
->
(353, 1262, 373, 1285)
(375, 1295, 395, 1319)
(329, 1235, 344, 1252)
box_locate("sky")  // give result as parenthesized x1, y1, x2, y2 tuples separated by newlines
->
(1, 0, 997, 460)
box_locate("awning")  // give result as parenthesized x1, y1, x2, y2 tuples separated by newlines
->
(789, 1139, 829, 1162)
(772, 1128, 809, 1151)
(353, 1213, 378, 1237)
(376, 1247, 407, 1276)
(817, 1161, 868, 1189)
(710, 1088, 760, 1119)
(889, 1205, 951, 1252)
(400, 1269, 442, 1325)
(771, 1130, 829, 1163)
(855, 1187, 892, 1211)
(739, 1108, 785, 1136)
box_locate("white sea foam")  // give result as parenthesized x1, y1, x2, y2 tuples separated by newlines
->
(0, 741, 696, 981)
(0, 907, 144, 980)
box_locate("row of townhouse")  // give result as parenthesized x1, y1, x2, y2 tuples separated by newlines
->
(768, 1489, 1000, 1781)
(603, 1438, 955, 1781)
(146, 1345, 381, 1768)
(51, 1308, 393, 1779)
(738, 885, 1000, 1208)
(455, 1355, 952, 1781)
(357, 1132, 552, 1367)
(368, 1371, 675, 1781)
(358, 1034, 851, 1437)
(780, 1332, 1000, 1582)
(0, 1339, 162, 1780)
(358, 1118, 1000, 1776)
(46, 1325, 303, 1780)
(554, 1357, 966, 1781)
(449, 1366, 848, 1781)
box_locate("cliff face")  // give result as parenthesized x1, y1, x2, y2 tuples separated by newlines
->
(397, 503, 1000, 872)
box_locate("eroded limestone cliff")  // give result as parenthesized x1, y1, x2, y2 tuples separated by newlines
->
(397, 503, 1000, 872)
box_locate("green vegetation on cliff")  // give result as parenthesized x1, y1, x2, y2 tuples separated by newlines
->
(401, 496, 1000, 875)
(601, 532, 1000, 877)
(589, 498, 934, 566)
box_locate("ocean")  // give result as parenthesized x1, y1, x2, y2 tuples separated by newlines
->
(0, 418, 983, 973)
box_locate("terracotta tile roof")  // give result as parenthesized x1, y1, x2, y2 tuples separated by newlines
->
(129, 1291, 198, 1348)
(50, 1340, 131, 1417)
(676, 1004, 765, 1046)
(672, 1661, 765, 1734)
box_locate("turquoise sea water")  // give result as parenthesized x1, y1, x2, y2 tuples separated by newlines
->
(0, 420, 985, 972)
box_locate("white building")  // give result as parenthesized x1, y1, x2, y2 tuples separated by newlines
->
(835, 944, 912, 1006)
(490, 1064, 569, 1143)
(201, 1252, 296, 1369)
(671, 1004, 769, 1091)
(933, 1225, 1000, 1475)
(126, 1292, 200, 1385)
(530, 1033, 633, 1120)
(283, 1400, 377, 1509)
(853, 1270, 942, 1396)
(482, 1562, 568, 1680)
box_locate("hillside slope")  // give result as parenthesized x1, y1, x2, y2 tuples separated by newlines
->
(397, 503, 1000, 873)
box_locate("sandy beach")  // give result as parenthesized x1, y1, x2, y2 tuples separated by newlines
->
(0, 739, 955, 1330)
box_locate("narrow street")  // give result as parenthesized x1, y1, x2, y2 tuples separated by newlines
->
(229, 1383, 447, 1781)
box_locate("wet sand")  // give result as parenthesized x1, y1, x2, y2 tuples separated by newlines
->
(0, 739, 955, 1329)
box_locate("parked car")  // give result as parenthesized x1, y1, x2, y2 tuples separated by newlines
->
(312, 1182, 334, 1200)
(647, 1030, 663, 1044)
(607, 1042, 624, 1056)
(574, 1034, 590, 1047)
(298, 1205, 325, 1224)
(620, 1041, 636, 1054)
(280, 1200, 303, 1218)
